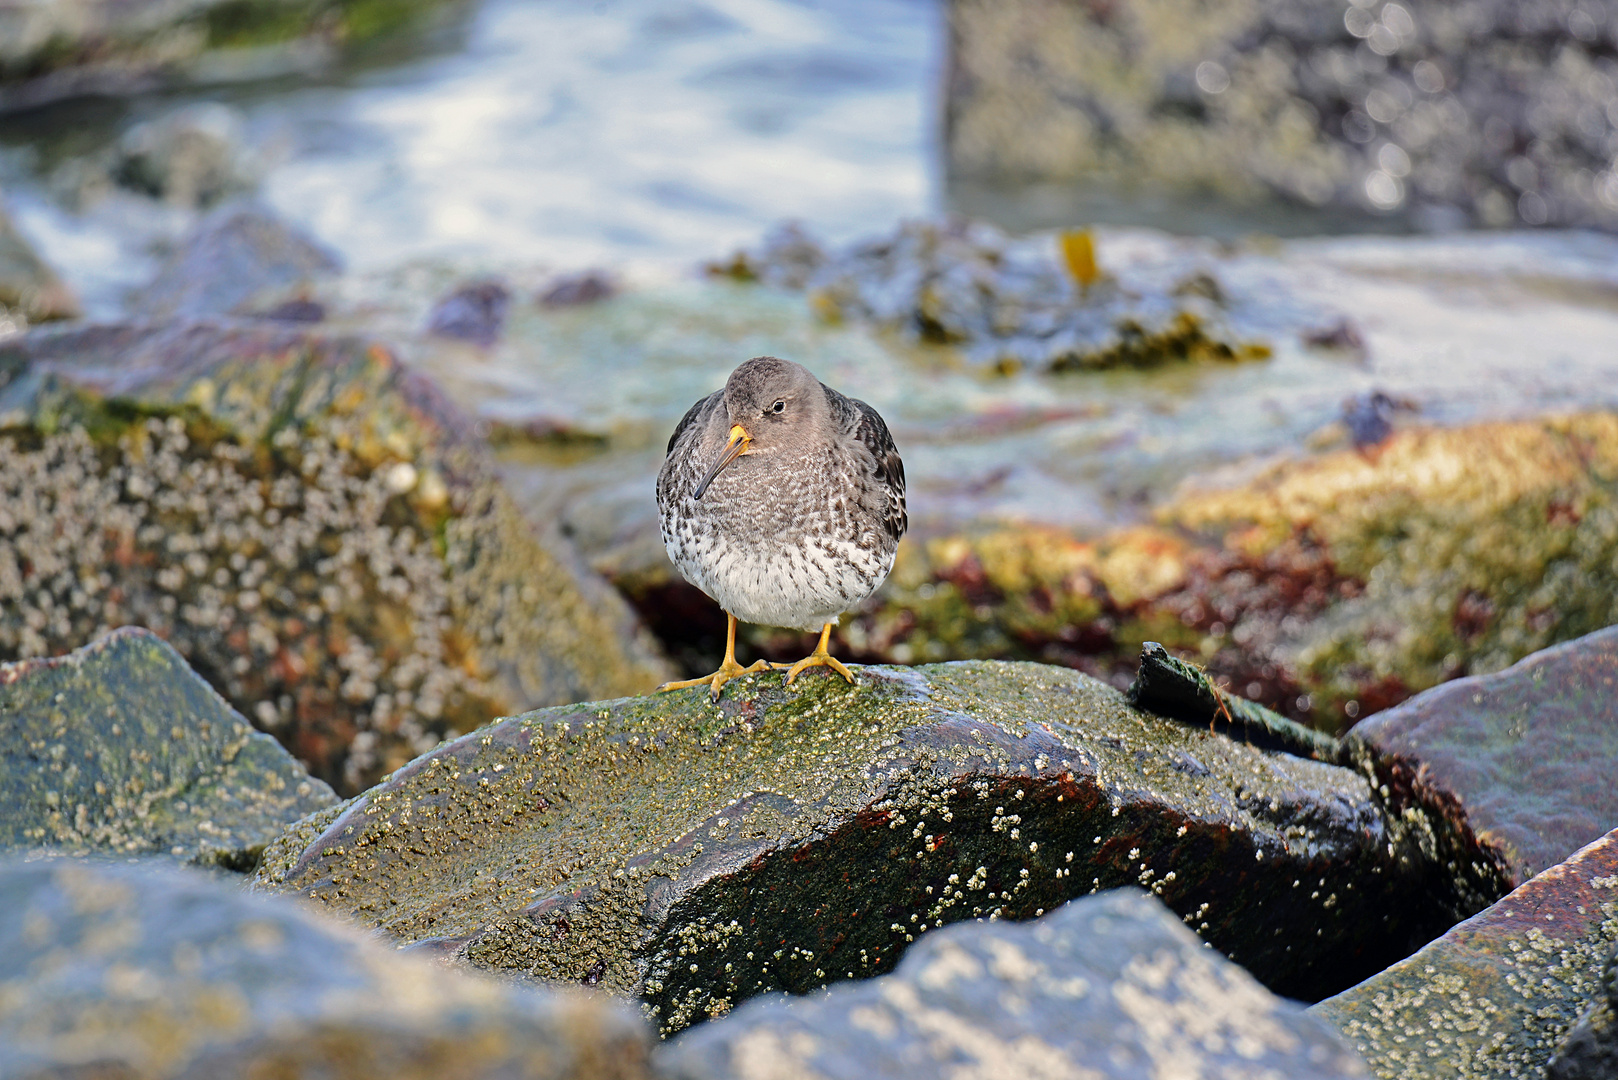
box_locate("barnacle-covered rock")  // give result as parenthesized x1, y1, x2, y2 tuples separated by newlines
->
(1314, 827, 1618, 1080)
(0, 627, 335, 868)
(946, 0, 1618, 231)
(256, 660, 1484, 1034)
(710, 220, 1270, 372)
(659, 888, 1368, 1079)
(0, 320, 673, 794)
(0, 856, 655, 1080)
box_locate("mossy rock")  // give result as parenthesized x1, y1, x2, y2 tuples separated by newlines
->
(0, 0, 467, 112)
(0, 320, 673, 794)
(0, 627, 335, 868)
(1314, 827, 1618, 1080)
(826, 414, 1618, 736)
(659, 888, 1369, 1079)
(257, 660, 1485, 1035)
(0, 855, 654, 1080)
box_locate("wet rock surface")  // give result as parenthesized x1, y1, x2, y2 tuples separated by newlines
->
(1344, 626, 1618, 888)
(0, 627, 334, 867)
(0, 319, 672, 794)
(1548, 944, 1618, 1080)
(132, 203, 342, 319)
(946, 0, 1618, 231)
(1314, 826, 1618, 1080)
(658, 887, 1368, 1079)
(257, 660, 1476, 1034)
(0, 855, 654, 1080)
(711, 219, 1272, 372)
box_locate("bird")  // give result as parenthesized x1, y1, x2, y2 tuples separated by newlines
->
(656, 356, 906, 700)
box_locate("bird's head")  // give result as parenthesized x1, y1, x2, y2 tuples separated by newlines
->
(693, 356, 825, 499)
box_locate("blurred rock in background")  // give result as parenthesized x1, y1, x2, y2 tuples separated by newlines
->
(0, 0, 469, 114)
(946, 0, 1618, 233)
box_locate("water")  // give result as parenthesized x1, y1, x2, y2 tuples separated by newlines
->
(0, 0, 943, 314)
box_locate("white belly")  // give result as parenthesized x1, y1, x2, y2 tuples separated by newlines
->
(663, 522, 894, 633)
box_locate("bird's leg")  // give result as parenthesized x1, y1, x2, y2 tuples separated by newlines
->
(777, 623, 856, 686)
(656, 613, 772, 701)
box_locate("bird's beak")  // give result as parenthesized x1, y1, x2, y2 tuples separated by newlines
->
(693, 424, 751, 499)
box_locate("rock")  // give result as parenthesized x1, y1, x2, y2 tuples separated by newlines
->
(1313, 826, 1618, 1080)
(0, 195, 79, 326)
(945, 0, 1618, 231)
(658, 888, 1368, 1079)
(1342, 626, 1618, 897)
(710, 219, 1272, 372)
(426, 279, 512, 347)
(0, 0, 469, 114)
(540, 270, 618, 308)
(131, 203, 342, 319)
(1547, 945, 1618, 1080)
(0, 627, 335, 868)
(0, 319, 673, 794)
(256, 660, 1479, 1035)
(0, 856, 654, 1080)
(114, 102, 258, 209)
(823, 412, 1618, 737)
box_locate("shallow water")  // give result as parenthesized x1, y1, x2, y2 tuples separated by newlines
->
(0, 0, 941, 315)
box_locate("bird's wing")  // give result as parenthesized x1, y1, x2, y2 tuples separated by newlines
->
(828, 387, 907, 541)
(667, 390, 722, 456)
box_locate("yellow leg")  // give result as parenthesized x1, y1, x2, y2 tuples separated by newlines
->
(777, 623, 855, 686)
(657, 613, 771, 701)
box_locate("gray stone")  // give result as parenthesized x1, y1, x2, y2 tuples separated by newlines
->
(0, 194, 78, 325)
(945, 0, 1618, 232)
(256, 660, 1479, 1036)
(131, 203, 341, 319)
(1313, 826, 1618, 1080)
(0, 627, 335, 868)
(1343, 626, 1618, 912)
(0, 855, 655, 1080)
(658, 888, 1368, 1080)
(114, 102, 258, 209)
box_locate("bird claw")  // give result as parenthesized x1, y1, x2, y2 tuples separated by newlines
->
(782, 651, 855, 686)
(657, 658, 773, 701)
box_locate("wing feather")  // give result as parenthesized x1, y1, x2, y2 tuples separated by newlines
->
(826, 387, 907, 542)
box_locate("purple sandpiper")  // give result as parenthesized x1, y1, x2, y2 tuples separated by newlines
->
(656, 356, 906, 699)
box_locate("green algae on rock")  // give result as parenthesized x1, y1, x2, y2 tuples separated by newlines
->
(0, 320, 672, 794)
(0, 627, 335, 868)
(258, 660, 1476, 1034)
(0, 855, 655, 1080)
(710, 220, 1271, 373)
(1314, 827, 1618, 1080)
(659, 887, 1368, 1079)
(825, 413, 1618, 738)
(0, 0, 468, 114)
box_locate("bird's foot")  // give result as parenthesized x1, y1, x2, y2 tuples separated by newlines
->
(777, 649, 855, 686)
(658, 658, 773, 701)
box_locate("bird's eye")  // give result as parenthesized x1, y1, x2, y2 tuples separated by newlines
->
(771, 400, 786, 414)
